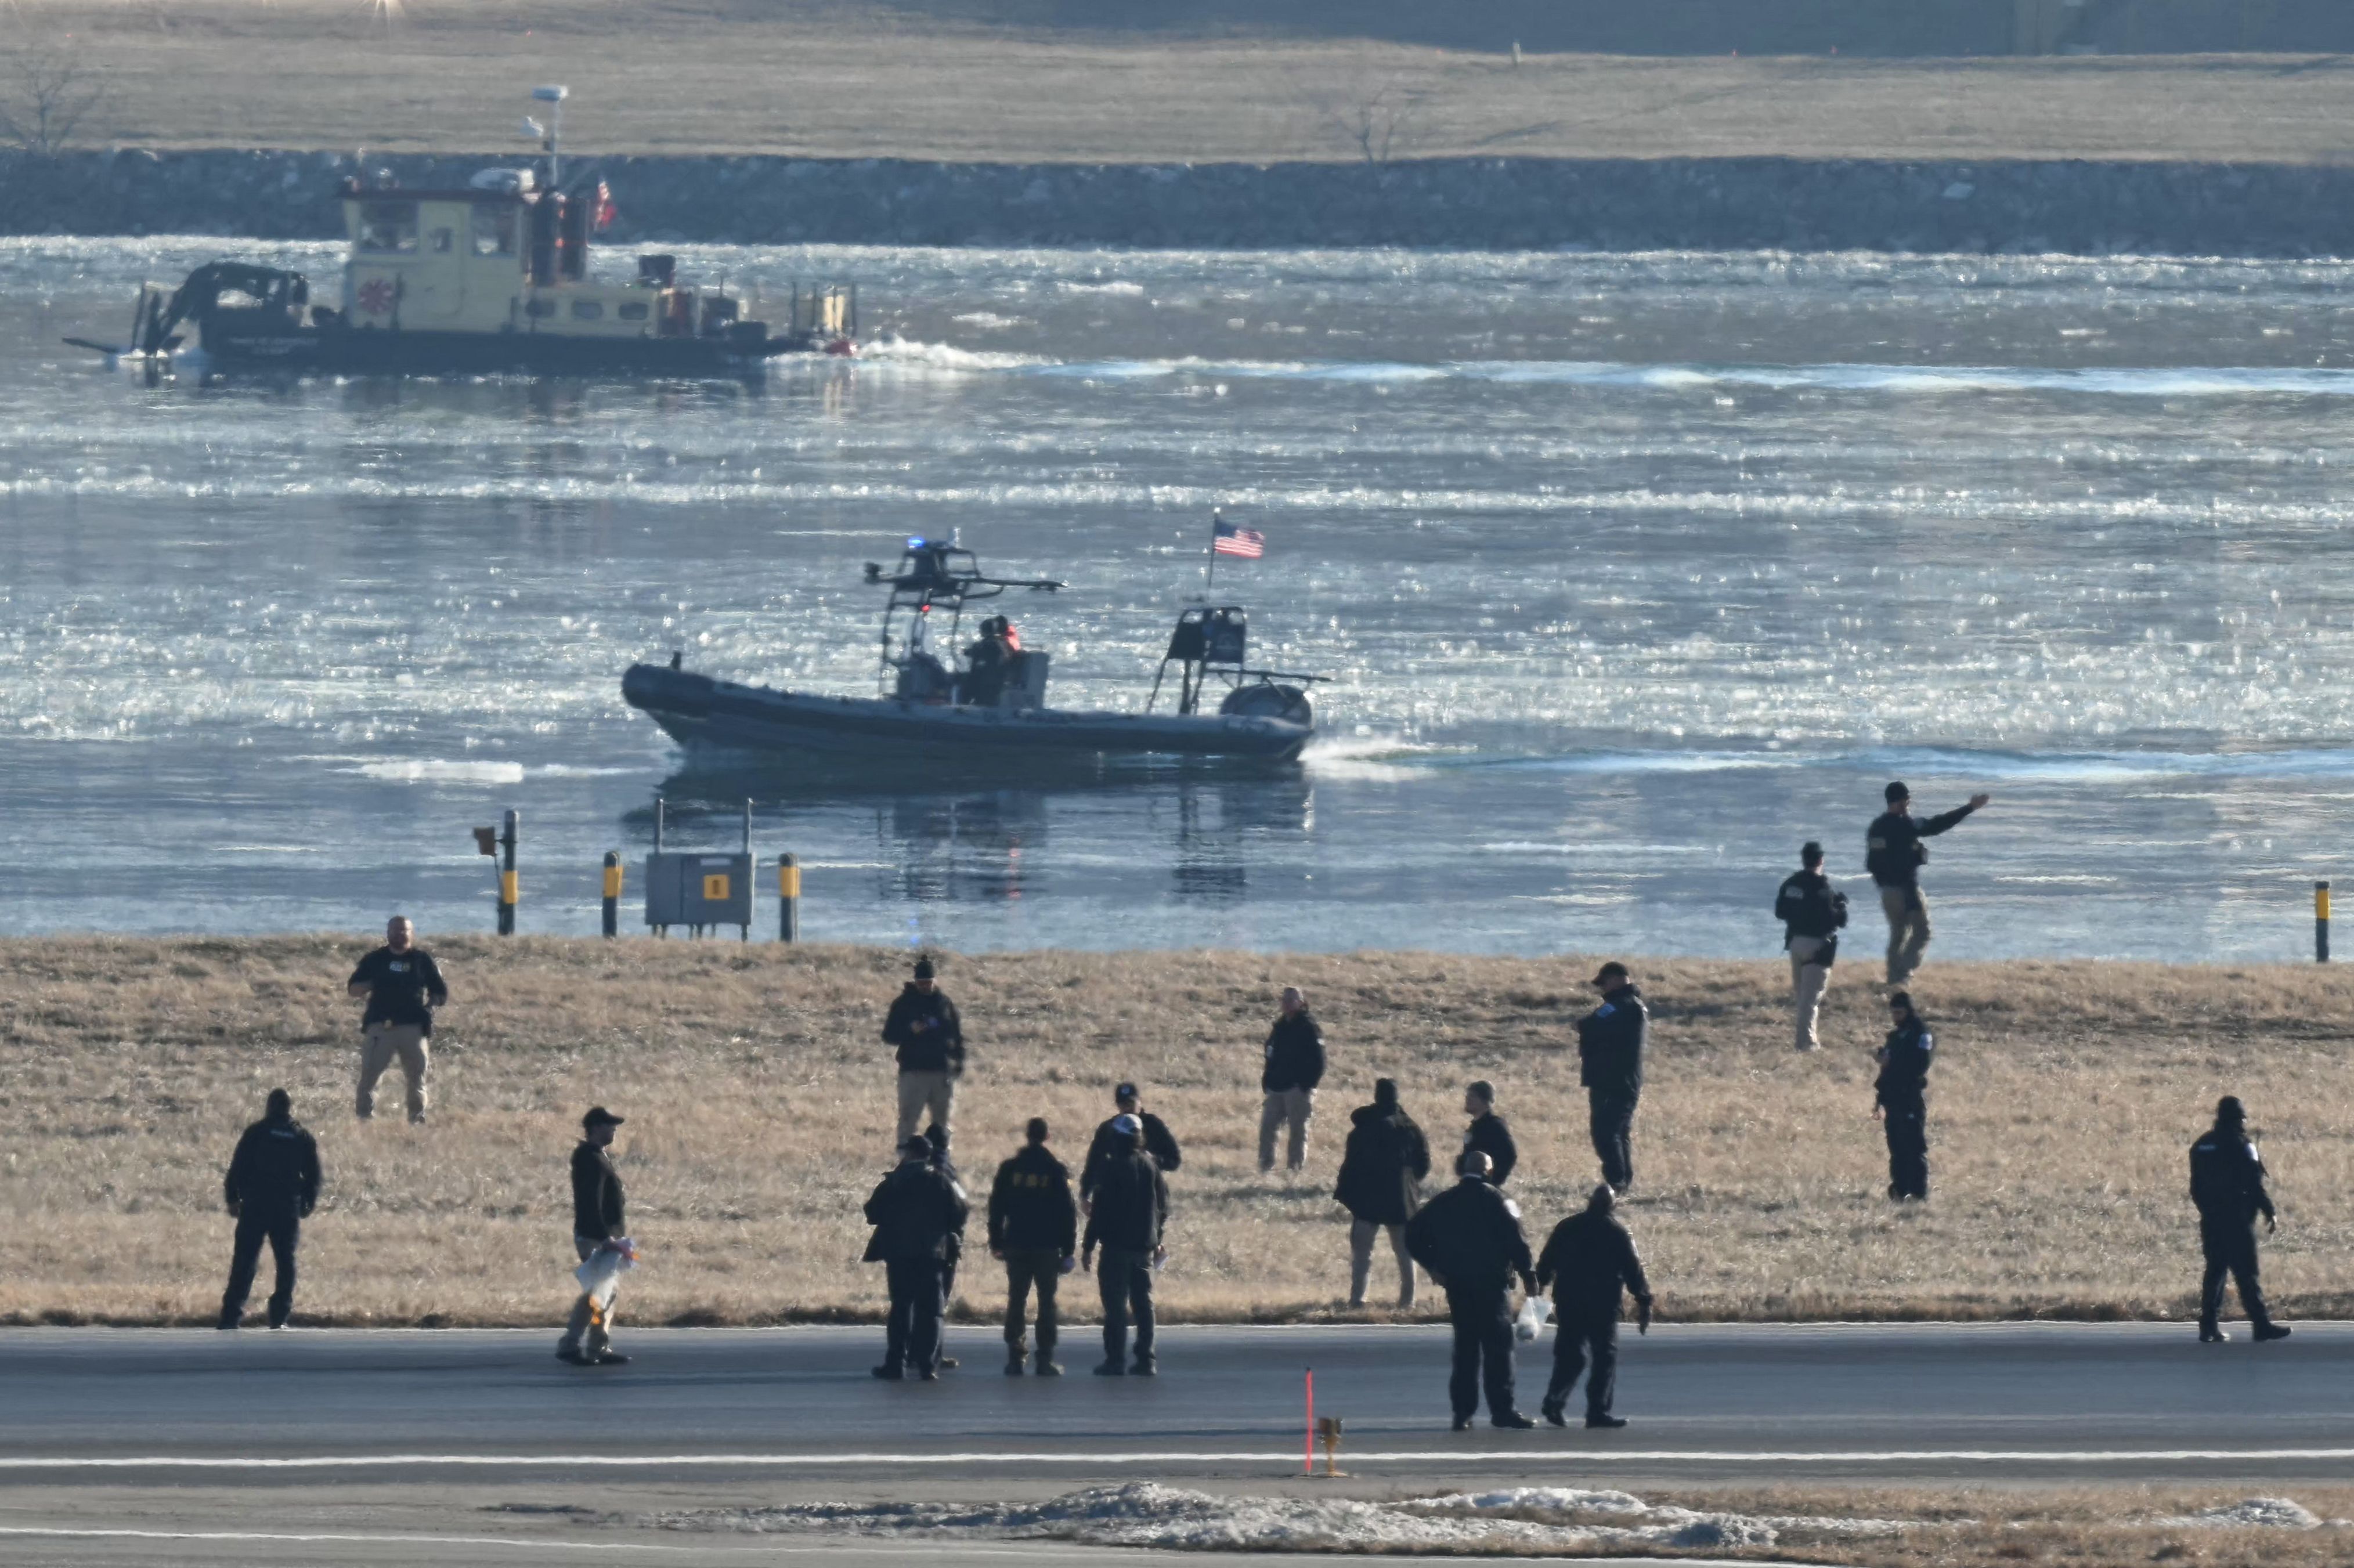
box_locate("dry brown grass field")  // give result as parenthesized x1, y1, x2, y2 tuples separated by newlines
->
(13, 0, 2354, 163)
(2, 936, 2350, 1329)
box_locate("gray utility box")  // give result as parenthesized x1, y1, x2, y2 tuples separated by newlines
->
(644, 851, 753, 932)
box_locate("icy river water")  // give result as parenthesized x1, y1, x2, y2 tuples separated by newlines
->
(6, 237, 2354, 959)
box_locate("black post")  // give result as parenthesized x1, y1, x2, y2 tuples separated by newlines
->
(602, 850, 621, 939)
(2319, 880, 2331, 964)
(497, 808, 519, 937)
(778, 852, 800, 943)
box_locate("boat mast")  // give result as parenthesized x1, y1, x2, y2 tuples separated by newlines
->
(528, 84, 568, 191)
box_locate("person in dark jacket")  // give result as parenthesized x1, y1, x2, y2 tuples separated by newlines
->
(1575, 963, 1647, 1193)
(1873, 993, 1935, 1201)
(1082, 1082, 1182, 1209)
(883, 957, 965, 1153)
(1866, 782, 1992, 987)
(1081, 1115, 1170, 1376)
(990, 1117, 1078, 1375)
(346, 915, 447, 1124)
(218, 1088, 322, 1331)
(1774, 841, 1848, 1052)
(1535, 1184, 1653, 1429)
(1405, 1149, 1537, 1430)
(1259, 987, 1325, 1173)
(1334, 1078, 1430, 1308)
(864, 1132, 970, 1381)
(1461, 1081, 1518, 1187)
(558, 1106, 631, 1365)
(2191, 1096, 2290, 1343)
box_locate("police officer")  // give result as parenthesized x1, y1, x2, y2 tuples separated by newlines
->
(2190, 1096, 2291, 1344)
(1575, 962, 1647, 1193)
(1405, 1149, 1537, 1431)
(1874, 992, 1934, 1201)
(882, 958, 965, 1153)
(1081, 1114, 1170, 1377)
(1334, 1078, 1430, 1309)
(864, 1132, 970, 1381)
(1081, 1082, 1182, 1209)
(990, 1117, 1077, 1376)
(1774, 841, 1848, 1052)
(1535, 1184, 1652, 1429)
(218, 1088, 322, 1331)
(1461, 1081, 1517, 1187)
(1866, 782, 1992, 987)
(558, 1106, 630, 1366)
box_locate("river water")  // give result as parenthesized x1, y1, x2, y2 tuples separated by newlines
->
(5, 237, 2352, 959)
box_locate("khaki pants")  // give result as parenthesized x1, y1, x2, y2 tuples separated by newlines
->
(559, 1235, 615, 1357)
(1788, 935, 1832, 1051)
(1880, 884, 1930, 987)
(1258, 1086, 1315, 1172)
(1349, 1218, 1414, 1308)
(896, 1070, 955, 1150)
(357, 1024, 429, 1122)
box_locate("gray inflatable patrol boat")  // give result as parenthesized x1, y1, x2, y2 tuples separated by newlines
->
(622, 536, 1324, 768)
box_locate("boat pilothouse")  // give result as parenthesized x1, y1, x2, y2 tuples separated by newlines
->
(68, 88, 857, 379)
(620, 531, 1327, 771)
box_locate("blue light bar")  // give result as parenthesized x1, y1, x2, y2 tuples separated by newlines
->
(907, 536, 927, 549)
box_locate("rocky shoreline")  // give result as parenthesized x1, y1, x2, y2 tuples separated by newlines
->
(6, 147, 2354, 256)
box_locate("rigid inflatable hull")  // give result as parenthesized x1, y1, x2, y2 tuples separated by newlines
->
(621, 664, 1310, 765)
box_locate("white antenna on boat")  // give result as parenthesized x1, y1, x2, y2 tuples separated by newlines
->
(530, 84, 568, 189)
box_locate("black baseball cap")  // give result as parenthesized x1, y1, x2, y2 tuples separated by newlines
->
(1885, 781, 1911, 803)
(583, 1106, 625, 1130)
(1115, 1081, 1139, 1103)
(912, 957, 936, 979)
(1591, 960, 1629, 985)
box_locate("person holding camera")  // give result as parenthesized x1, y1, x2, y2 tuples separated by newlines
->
(1774, 841, 1849, 1052)
(1866, 783, 1992, 987)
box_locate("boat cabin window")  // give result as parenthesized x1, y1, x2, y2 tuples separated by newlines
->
(571, 299, 603, 320)
(471, 205, 516, 257)
(356, 201, 418, 254)
(429, 227, 454, 254)
(525, 297, 557, 318)
(618, 300, 649, 321)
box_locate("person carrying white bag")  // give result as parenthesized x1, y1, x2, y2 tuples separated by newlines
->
(558, 1107, 635, 1367)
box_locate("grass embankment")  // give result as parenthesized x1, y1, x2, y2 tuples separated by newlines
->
(16, 0, 2354, 164)
(2, 937, 2349, 1329)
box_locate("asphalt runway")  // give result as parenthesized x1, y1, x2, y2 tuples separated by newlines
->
(0, 1323, 2339, 1564)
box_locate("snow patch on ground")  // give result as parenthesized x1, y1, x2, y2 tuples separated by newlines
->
(2156, 1497, 2324, 1530)
(637, 1481, 1904, 1553)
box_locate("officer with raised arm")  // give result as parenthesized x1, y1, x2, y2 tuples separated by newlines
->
(1866, 782, 1991, 987)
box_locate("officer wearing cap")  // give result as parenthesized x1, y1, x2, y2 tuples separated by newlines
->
(883, 957, 965, 1154)
(1874, 993, 1934, 1201)
(1404, 1148, 1537, 1430)
(218, 1088, 322, 1331)
(1575, 962, 1647, 1193)
(1081, 1114, 1170, 1377)
(1774, 841, 1848, 1052)
(864, 1132, 970, 1381)
(1866, 782, 1992, 987)
(2191, 1096, 2291, 1344)
(1081, 1082, 1182, 1211)
(558, 1107, 630, 1365)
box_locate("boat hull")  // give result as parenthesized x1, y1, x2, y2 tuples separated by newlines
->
(621, 664, 1312, 768)
(197, 319, 831, 376)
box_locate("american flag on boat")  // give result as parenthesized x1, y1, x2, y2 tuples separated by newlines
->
(1212, 520, 1266, 559)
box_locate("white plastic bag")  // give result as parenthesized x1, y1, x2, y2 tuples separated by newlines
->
(573, 1237, 640, 1312)
(1514, 1295, 1551, 1344)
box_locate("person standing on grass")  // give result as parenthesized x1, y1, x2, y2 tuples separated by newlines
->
(1334, 1078, 1429, 1309)
(218, 1088, 320, 1331)
(1866, 782, 1992, 988)
(1081, 1115, 1169, 1378)
(558, 1107, 631, 1367)
(1082, 1082, 1182, 1211)
(1873, 993, 1935, 1202)
(865, 1132, 970, 1382)
(1774, 840, 1848, 1052)
(346, 915, 447, 1125)
(990, 1117, 1078, 1376)
(1535, 1184, 1652, 1430)
(1258, 986, 1325, 1174)
(1461, 1081, 1518, 1187)
(883, 957, 964, 1155)
(2191, 1096, 2291, 1345)
(1405, 1149, 1537, 1431)
(1575, 962, 1647, 1194)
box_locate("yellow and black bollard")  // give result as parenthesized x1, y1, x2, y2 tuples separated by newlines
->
(2319, 880, 2331, 964)
(602, 850, 622, 938)
(497, 808, 519, 936)
(778, 852, 800, 943)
